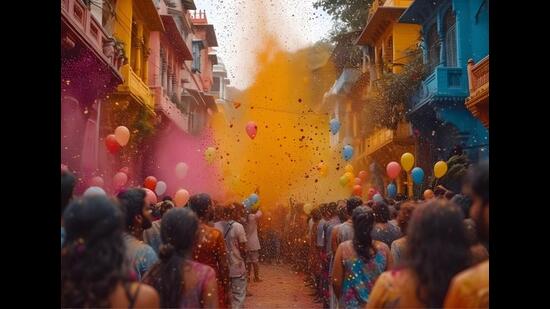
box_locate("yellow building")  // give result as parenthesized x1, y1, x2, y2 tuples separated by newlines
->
(354, 0, 420, 196)
(110, 0, 164, 113)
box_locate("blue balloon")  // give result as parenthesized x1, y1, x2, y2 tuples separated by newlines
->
(373, 193, 384, 203)
(387, 183, 397, 198)
(343, 145, 354, 161)
(330, 118, 340, 135)
(411, 167, 425, 184)
(243, 198, 251, 208)
(249, 193, 259, 204)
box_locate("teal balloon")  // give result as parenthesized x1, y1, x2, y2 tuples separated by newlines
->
(330, 118, 340, 135)
(249, 193, 259, 204)
(411, 167, 425, 184)
(343, 145, 354, 161)
(387, 183, 397, 198)
(373, 193, 384, 203)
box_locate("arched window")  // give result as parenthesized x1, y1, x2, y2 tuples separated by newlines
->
(444, 8, 457, 67)
(427, 24, 440, 71)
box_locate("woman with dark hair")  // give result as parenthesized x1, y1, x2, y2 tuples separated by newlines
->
(61, 195, 159, 308)
(143, 207, 219, 308)
(332, 206, 393, 308)
(144, 200, 174, 254)
(188, 193, 231, 308)
(367, 200, 471, 308)
(371, 201, 402, 247)
(390, 202, 417, 266)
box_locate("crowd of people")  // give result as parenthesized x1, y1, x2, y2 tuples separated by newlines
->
(60, 161, 488, 308)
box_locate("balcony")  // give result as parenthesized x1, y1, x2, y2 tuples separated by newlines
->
(152, 86, 190, 133)
(364, 122, 414, 156)
(118, 65, 154, 112)
(465, 56, 489, 128)
(61, 0, 124, 74)
(411, 66, 469, 111)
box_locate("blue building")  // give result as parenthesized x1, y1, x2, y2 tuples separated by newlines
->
(400, 0, 489, 170)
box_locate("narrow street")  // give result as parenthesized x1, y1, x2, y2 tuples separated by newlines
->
(245, 263, 322, 309)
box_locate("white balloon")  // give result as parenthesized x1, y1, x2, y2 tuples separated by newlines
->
(114, 126, 130, 146)
(83, 186, 106, 197)
(155, 181, 167, 196)
(175, 162, 188, 179)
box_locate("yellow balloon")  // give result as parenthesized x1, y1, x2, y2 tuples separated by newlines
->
(339, 175, 350, 186)
(205, 147, 216, 164)
(344, 164, 354, 173)
(303, 203, 313, 215)
(434, 161, 448, 178)
(344, 171, 353, 180)
(401, 152, 415, 172)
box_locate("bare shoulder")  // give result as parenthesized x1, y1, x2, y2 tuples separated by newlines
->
(133, 282, 160, 308)
(374, 240, 391, 252)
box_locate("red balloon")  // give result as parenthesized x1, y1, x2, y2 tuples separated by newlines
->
(144, 176, 157, 191)
(105, 134, 121, 154)
(352, 185, 362, 196)
(367, 188, 376, 198)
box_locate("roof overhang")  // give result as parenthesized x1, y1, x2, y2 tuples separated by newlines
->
(356, 7, 406, 46)
(161, 15, 193, 60)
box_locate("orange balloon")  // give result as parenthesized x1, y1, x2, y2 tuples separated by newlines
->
(423, 189, 434, 200)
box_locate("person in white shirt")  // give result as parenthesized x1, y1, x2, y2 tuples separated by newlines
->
(220, 203, 248, 309)
(245, 207, 263, 282)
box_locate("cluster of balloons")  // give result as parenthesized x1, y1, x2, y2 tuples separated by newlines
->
(105, 126, 130, 154)
(338, 165, 369, 197)
(243, 193, 260, 211)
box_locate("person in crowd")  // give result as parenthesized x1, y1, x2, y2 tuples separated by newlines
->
(331, 197, 362, 256)
(444, 161, 489, 308)
(61, 195, 159, 308)
(143, 200, 174, 254)
(118, 188, 158, 281)
(188, 193, 231, 308)
(61, 169, 76, 247)
(367, 200, 471, 308)
(371, 201, 402, 247)
(245, 205, 263, 283)
(143, 208, 218, 308)
(332, 206, 393, 308)
(218, 202, 248, 309)
(390, 202, 417, 266)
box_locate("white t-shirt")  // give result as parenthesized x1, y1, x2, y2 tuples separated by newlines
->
(245, 210, 262, 251)
(220, 220, 247, 278)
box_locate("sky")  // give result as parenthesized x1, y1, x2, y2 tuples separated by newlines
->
(194, 0, 335, 90)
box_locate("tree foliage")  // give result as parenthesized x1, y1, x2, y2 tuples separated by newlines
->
(314, 0, 374, 42)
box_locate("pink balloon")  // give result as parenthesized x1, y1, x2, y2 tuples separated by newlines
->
(143, 188, 158, 205)
(246, 121, 258, 139)
(386, 161, 402, 180)
(353, 177, 362, 185)
(174, 189, 190, 207)
(119, 167, 129, 174)
(113, 172, 128, 188)
(90, 176, 104, 188)
(358, 170, 367, 182)
(61, 164, 69, 173)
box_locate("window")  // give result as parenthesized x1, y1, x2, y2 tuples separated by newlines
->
(192, 41, 203, 73)
(212, 77, 221, 91)
(427, 24, 440, 71)
(444, 9, 457, 67)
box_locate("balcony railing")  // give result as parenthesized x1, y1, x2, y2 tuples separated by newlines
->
(119, 65, 154, 110)
(465, 56, 489, 128)
(61, 0, 124, 72)
(365, 122, 413, 156)
(467, 56, 489, 97)
(411, 66, 469, 110)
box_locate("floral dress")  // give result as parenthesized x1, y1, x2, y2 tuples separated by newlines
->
(339, 240, 390, 308)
